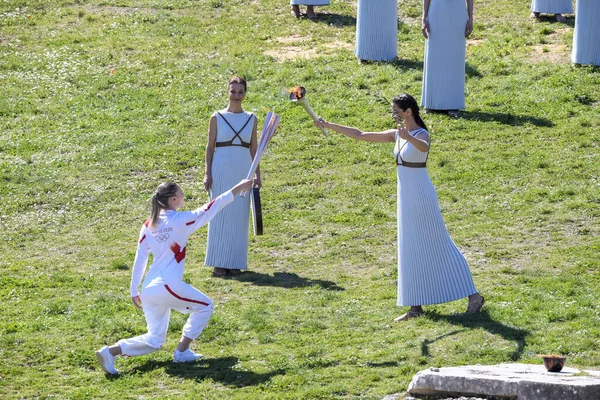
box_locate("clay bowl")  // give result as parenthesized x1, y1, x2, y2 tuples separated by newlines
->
(538, 354, 566, 372)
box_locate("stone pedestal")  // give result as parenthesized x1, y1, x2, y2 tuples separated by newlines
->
(408, 363, 600, 400)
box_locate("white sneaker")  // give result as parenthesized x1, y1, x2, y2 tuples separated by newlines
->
(174, 348, 203, 363)
(95, 346, 119, 374)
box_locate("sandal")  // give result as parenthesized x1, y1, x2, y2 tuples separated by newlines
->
(212, 267, 228, 277)
(394, 310, 423, 322)
(466, 295, 485, 313)
(291, 5, 300, 18)
(228, 269, 242, 276)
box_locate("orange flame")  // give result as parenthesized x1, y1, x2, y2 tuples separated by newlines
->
(289, 86, 304, 99)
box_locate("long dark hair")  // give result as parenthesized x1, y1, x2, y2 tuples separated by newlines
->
(150, 182, 179, 228)
(393, 94, 428, 131)
(228, 76, 247, 92)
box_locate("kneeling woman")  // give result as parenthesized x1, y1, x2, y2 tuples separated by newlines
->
(95, 178, 252, 374)
(315, 94, 484, 321)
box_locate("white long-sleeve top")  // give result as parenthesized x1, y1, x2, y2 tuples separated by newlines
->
(130, 190, 234, 297)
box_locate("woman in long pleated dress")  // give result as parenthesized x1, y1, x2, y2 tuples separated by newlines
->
(290, 0, 329, 19)
(355, 0, 398, 62)
(203, 76, 260, 277)
(314, 94, 485, 322)
(572, 0, 600, 66)
(530, 0, 572, 23)
(421, 0, 473, 116)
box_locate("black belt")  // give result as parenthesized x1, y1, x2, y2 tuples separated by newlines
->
(215, 142, 250, 148)
(397, 161, 426, 168)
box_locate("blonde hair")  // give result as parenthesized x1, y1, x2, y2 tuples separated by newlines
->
(150, 182, 179, 228)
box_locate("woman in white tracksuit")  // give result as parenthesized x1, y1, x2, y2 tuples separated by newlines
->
(95, 178, 252, 375)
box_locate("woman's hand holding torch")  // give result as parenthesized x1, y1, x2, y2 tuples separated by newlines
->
(290, 86, 328, 137)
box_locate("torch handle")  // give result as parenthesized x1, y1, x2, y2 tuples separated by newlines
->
(299, 98, 329, 137)
(241, 113, 281, 197)
(241, 147, 262, 198)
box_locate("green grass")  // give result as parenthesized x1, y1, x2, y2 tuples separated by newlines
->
(1, 0, 599, 398)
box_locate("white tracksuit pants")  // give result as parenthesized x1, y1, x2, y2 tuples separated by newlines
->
(117, 281, 213, 356)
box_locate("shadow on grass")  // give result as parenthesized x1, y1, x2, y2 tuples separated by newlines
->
(423, 310, 528, 361)
(364, 361, 400, 368)
(421, 330, 466, 358)
(388, 59, 480, 74)
(460, 111, 554, 127)
(130, 356, 285, 387)
(356, 58, 423, 69)
(390, 58, 423, 71)
(466, 63, 482, 78)
(229, 271, 344, 291)
(311, 12, 356, 26)
(534, 14, 575, 28)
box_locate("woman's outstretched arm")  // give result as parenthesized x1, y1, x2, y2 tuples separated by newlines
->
(314, 119, 396, 143)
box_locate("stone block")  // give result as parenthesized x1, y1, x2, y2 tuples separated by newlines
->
(407, 363, 600, 400)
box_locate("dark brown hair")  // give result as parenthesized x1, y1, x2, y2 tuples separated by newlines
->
(228, 76, 247, 92)
(393, 94, 428, 131)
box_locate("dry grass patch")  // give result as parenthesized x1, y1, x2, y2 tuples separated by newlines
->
(529, 43, 571, 64)
(546, 27, 570, 39)
(264, 46, 318, 61)
(266, 35, 316, 61)
(467, 38, 487, 47)
(528, 27, 572, 64)
(81, 5, 159, 16)
(266, 37, 353, 61)
(323, 40, 354, 52)
(275, 35, 309, 44)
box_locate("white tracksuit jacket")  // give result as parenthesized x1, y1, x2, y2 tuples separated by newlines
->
(117, 190, 234, 356)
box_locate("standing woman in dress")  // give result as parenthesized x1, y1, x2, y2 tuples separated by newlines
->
(355, 0, 398, 62)
(421, 0, 473, 116)
(204, 77, 260, 277)
(314, 94, 484, 321)
(530, 0, 572, 23)
(290, 0, 329, 20)
(572, 0, 600, 66)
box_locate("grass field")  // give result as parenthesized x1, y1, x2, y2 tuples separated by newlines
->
(1, 0, 599, 398)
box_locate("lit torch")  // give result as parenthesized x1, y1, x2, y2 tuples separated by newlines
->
(289, 86, 328, 137)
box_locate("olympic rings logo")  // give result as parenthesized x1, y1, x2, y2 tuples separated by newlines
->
(155, 233, 170, 243)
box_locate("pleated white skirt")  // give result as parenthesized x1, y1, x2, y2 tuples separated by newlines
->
(396, 166, 477, 306)
(572, 0, 600, 66)
(421, 0, 468, 110)
(204, 148, 251, 270)
(531, 0, 573, 14)
(355, 0, 398, 61)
